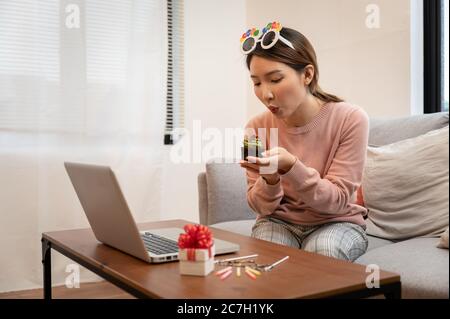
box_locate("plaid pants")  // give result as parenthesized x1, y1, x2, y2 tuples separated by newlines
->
(251, 217, 368, 262)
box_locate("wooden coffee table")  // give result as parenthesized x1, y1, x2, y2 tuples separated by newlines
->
(41, 219, 401, 299)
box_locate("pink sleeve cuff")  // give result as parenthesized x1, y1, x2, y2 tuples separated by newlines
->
(254, 176, 284, 197)
(280, 158, 313, 188)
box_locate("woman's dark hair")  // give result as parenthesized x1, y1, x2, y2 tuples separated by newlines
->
(246, 27, 343, 103)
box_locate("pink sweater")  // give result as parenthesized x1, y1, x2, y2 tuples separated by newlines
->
(244, 102, 369, 228)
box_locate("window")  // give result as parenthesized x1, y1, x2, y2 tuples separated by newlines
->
(443, 0, 449, 112)
(0, 0, 167, 135)
(164, 0, 185, 145)
(0, 0, 60, 130)
(424, 0, 448, 113)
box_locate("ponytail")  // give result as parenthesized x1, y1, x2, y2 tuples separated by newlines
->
(310, 85, 344, 103)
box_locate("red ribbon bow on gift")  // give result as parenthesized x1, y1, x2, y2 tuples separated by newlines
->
(178, 224, 213, 261)
(178, 224, 213, 249)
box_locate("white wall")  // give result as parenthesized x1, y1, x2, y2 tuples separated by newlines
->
(160, 0, 247, 222)
(246, 0, 414, 119)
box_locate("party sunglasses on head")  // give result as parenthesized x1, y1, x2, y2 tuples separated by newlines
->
(240, 21, 295, 55)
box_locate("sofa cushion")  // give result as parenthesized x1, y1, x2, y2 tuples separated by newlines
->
(206, 161, 255, 225)
(369, 112, 449, 146)
(211, 220, 254, 237)
(356, 238, 449, 299)
(363, 126, 449, 240)
(367, 235, 393, 251)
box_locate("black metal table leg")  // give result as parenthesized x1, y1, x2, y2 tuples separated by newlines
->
(42, 238, 52, 300)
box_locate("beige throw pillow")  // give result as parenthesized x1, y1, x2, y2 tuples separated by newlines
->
(363, 126, 449, 240)
(437, 227, 449, 249)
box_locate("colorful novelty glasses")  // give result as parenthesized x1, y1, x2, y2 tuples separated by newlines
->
(240, 21, 295, 55)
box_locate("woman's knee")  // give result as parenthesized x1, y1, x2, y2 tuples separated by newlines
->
(301, 223, 368, 261)
(251, 218, 300, 248)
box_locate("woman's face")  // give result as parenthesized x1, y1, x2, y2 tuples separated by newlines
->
(249, 55, 308, 119)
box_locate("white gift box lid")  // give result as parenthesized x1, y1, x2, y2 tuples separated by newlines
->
(178, 244, 215, 262)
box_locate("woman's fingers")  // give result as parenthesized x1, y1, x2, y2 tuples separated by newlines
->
(262, 147, 282, 157)
(240, 161, 260, 171)
(241, 157, 280, 175)
(240, 159, 279, 175)
(246, 156, 271, 166)
(239, 162, 260, 174)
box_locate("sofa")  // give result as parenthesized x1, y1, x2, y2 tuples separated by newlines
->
(198, 112, 449, 299)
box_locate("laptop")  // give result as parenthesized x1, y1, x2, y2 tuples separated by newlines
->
(64, 162, 240, 263)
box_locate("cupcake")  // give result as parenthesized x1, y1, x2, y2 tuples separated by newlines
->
(241, 136, 264, 161)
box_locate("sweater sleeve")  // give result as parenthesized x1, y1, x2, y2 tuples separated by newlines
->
(243, 118, 284, 216)
(281, 108, 369, 214)
(245, 169, 284, 216)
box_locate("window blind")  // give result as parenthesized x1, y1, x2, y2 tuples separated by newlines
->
(164, 0, 184, 145)
(0, 0, 166, 135)
(0, 0, 60, 130)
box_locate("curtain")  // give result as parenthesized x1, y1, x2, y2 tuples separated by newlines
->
(0, 0, 167, 292)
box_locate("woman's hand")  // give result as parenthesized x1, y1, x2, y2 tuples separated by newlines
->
(239, 147, 297, 183)
(239, 159, 280, 185)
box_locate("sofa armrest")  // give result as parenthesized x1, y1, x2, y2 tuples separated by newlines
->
(198, 172, 209, 225)
(198, 161, 256, 226)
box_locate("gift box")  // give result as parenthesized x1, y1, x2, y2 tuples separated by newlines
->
(241, 136, 264, 160)
(178, 224, 215, 277)
(178, 244, 216, 262)
(178, 244, 215, 276)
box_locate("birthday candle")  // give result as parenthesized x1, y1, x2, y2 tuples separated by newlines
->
(245, 266, 261, 276)
(215, 266, 232, 276)
(219, 269, 233, 281)
(236, 267, 241, 277)
(245, 268, 257, 280)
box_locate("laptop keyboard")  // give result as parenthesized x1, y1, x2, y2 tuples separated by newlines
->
(141, 232, 179, 255)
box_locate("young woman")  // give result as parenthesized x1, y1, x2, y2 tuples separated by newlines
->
(239, 22, 369, 262)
